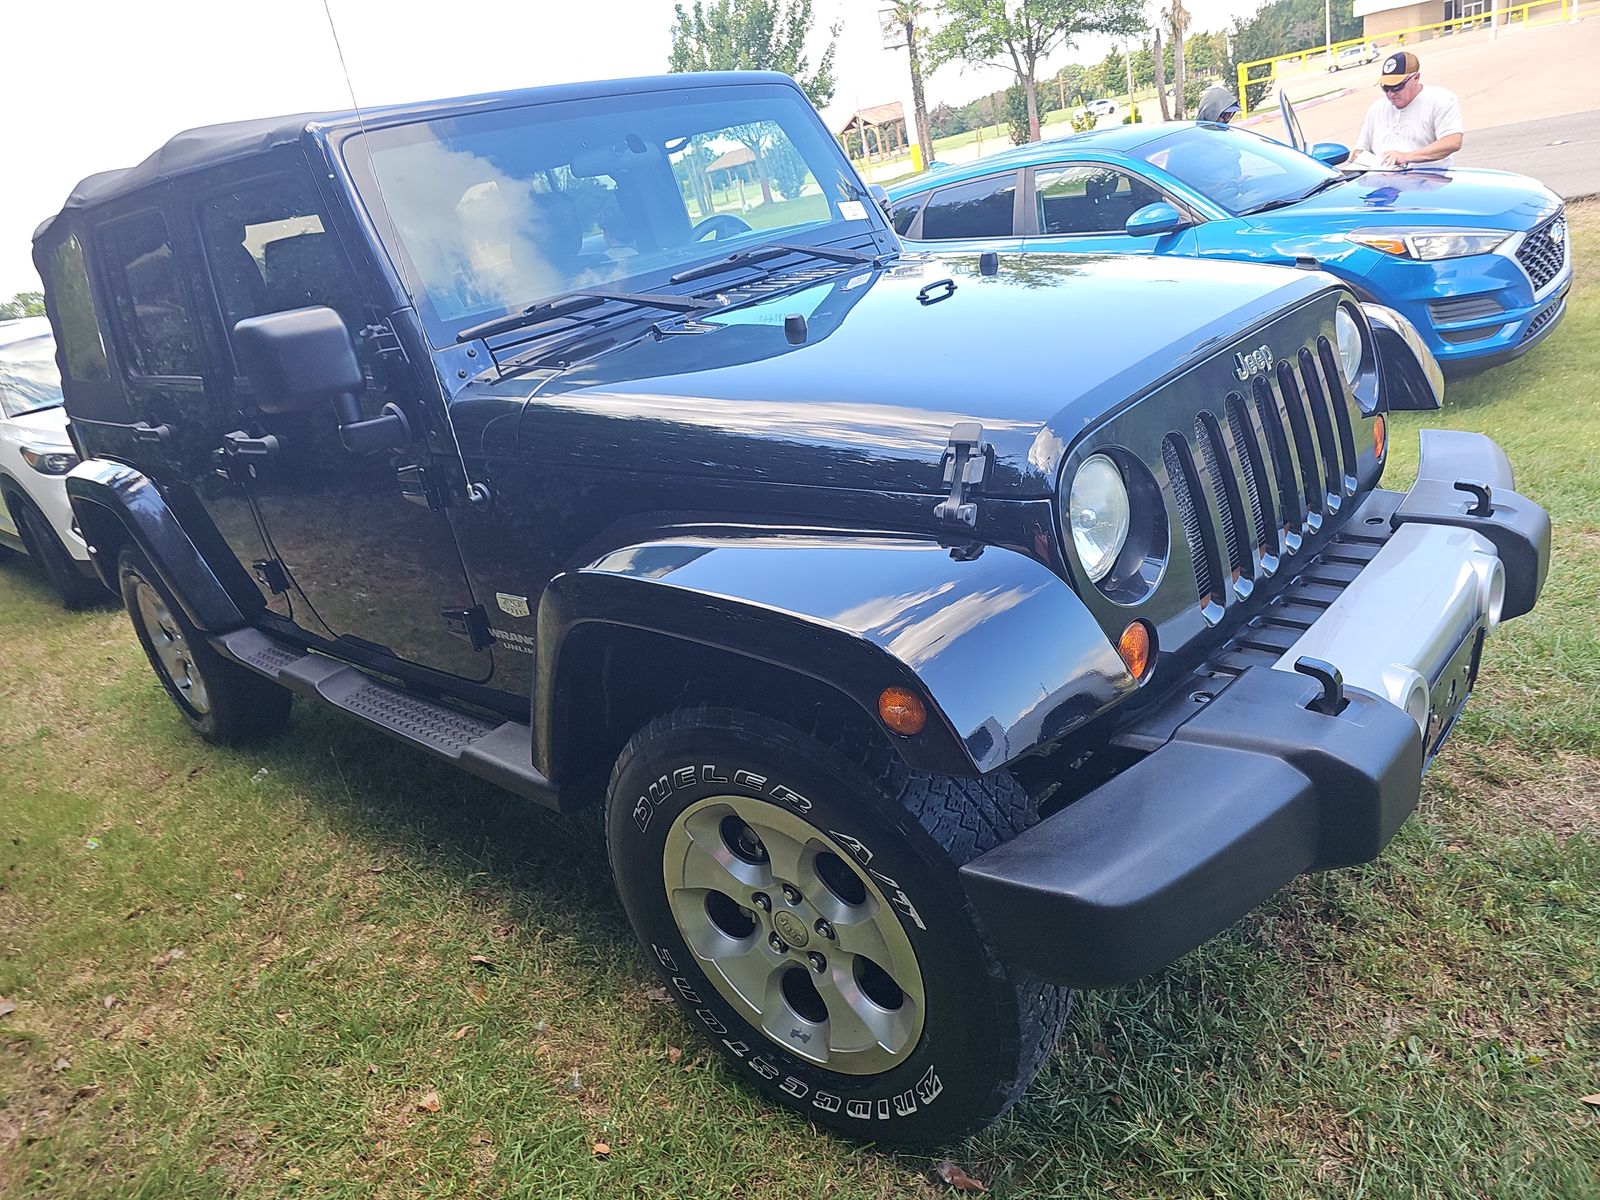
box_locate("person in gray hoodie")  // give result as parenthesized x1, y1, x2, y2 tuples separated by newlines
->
(1197, 86, 1241, 123)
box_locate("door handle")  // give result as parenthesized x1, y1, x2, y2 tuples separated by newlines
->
(132, 421, 171, 444)
(221, 430, 281, 458)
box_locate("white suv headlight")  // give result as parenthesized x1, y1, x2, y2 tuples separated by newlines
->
(1068, 454, 1130, 583)
(21, 445, 80, 476)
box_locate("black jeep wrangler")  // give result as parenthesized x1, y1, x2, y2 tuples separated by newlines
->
(35, 72, 1549, 1144)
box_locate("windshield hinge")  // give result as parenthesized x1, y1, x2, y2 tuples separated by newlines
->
(442, 605, 493, 651)
(360, 319, 409, 361)
(251, 558, 289, 595)
(397, 463, 444, 511)
(933, 421, 993, 529)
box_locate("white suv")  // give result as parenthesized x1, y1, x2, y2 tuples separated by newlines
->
(0, 317, 103, 607)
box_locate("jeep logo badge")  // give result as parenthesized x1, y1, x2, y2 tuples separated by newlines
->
(1233, 345, 1274, 381)
(773, 910, 809, 948)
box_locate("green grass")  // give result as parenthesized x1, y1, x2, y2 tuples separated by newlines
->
(2, 207, 1598, 1198)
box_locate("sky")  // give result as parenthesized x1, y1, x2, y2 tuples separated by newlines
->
(0, 0, 1262, 299)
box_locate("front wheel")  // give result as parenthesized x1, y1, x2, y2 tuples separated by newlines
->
(605, 707, 1068, 1145)
(119, 546, 291, 745)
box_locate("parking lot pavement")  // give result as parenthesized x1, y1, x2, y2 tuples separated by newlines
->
(1248, 15, 1600, 153)
(1454, 111, 1600, 199)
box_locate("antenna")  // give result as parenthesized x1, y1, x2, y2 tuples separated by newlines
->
(319, 0, 415, 302)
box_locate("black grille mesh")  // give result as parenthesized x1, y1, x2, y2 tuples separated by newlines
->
(1163, 434, 1215, 605)
(1519, 297, 1563, 344)
(1227, 394, 1272, 553)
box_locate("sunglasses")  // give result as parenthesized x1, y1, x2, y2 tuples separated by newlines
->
(1381, 75, 1416, 93)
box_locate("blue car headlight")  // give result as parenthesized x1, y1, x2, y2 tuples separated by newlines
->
(1346, 228, 1513, 261)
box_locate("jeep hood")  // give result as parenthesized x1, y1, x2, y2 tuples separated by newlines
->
(504, 253, 1334, 500)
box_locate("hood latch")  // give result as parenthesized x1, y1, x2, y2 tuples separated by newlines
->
(934, 421, 993, 529)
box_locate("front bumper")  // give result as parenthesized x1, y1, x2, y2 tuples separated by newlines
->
(960, 430, 1550, 989)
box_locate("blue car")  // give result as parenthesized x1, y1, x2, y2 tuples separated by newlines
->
(887, 122, 1571, 374)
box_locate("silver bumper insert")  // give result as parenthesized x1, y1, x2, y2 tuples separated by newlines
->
(1274, 521, 1504, 735)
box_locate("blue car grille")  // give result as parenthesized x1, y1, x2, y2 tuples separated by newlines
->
(1516, 215, 1567, 292)
(1166, 340, 1359, 607)
(1428, 294, 1504, 324)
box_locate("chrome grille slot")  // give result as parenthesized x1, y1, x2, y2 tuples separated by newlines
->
(1196, 412, 1250, 586)
(1275, 361, 1325, 520)
(1226, 393, 1275, 557)
(1314, 339, 1361, 489)
(1162, 433, 1219, 607)
(1252, 375, 1303, 531)
(1296, 347, 1342, 501)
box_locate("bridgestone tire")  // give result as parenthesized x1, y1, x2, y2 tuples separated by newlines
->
(118, 546, 291, 746)
(17, 499, 104, 610)
(605, 707, 1069, 1146)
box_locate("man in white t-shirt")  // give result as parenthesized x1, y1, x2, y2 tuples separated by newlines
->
(1354, 51, 1464, 168)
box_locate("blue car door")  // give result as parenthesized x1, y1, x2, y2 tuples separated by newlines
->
(898, 169, 1029, 254)
(1020, 163, 1199, 257)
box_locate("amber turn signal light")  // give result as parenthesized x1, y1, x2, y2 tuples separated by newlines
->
(878, 687, 927, 736)
(1373, 414, 1387, 460)
(1118, 620, 1154, 681)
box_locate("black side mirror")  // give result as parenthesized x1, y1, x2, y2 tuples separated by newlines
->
(233, 306, 410, 452)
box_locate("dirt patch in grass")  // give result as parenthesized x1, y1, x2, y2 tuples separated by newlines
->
(1428, 744, 1600, 841)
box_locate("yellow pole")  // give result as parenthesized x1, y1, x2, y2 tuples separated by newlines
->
(1237, 62, 1251, 118)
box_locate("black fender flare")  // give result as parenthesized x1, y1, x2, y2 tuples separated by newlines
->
(65, 459, 247, 633)
(535, 529, 1136, 782)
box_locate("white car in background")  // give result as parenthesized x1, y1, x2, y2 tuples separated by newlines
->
(1328, 42, 1379, 70)
(0, 317, 103, 607)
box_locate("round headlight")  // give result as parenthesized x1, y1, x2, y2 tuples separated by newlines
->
(1334, 307, 1363, 384)
(1068, 454, 1130, 583)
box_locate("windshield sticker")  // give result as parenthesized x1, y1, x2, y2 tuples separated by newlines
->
(838, 200, 868, 222)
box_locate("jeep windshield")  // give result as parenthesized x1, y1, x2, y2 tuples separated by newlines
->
(343, 83, 880, 347)
(1137, 125, 1341, 216)
(0, 333, 66, 418)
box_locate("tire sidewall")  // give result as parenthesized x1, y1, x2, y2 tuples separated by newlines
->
(607, 711, 1022, 1144)
(118, 549, 219, 739)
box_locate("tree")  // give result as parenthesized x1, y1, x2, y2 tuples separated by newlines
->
(0, 291, 44, 321)
(883, 3, 935, 171)
(1097, 46, 1126, 98)
(1004, 84, 1031, 144)
(1165, 0, 1190, 118)
(931, 0, 1145, 142)
(669, 0, 839, 206)
(1152, 24, 1172, 120)
(1225, 0, 1361, 112)
(669, 0, 839, 108)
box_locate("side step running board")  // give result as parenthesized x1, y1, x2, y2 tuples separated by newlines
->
(212, 628, 564, 809)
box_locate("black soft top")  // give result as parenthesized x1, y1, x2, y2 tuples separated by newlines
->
(32, 72, 797, 244)
(32, 110, 342, 243)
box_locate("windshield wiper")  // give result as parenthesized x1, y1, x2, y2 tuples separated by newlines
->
(457, 288, 717, 343)
(1240, 176, 1344, 216)
(669, 241, 881, 286)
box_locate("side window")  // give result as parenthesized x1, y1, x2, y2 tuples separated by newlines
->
(916, 174, 1017, 241)
(889, 197, 922, 237)
(98, 211, 201, 377)
(196, 175, 364, 348)
(46, 235, 108, 382)
(1034, 166, 1163, 235)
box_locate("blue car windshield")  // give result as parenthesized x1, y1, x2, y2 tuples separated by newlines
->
(343, 84, 875, 345)
(1135, 126, 1340, 216)
(0, 335, 65, 419)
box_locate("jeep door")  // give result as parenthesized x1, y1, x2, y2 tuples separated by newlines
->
(186, 160, 493, 682)
(85, 195, 288, 619)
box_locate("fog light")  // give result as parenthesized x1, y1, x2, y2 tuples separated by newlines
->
(1372, 415, 1387, 460)
(1117, 621, 1154, 681)
(878, 687, 927, 736)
